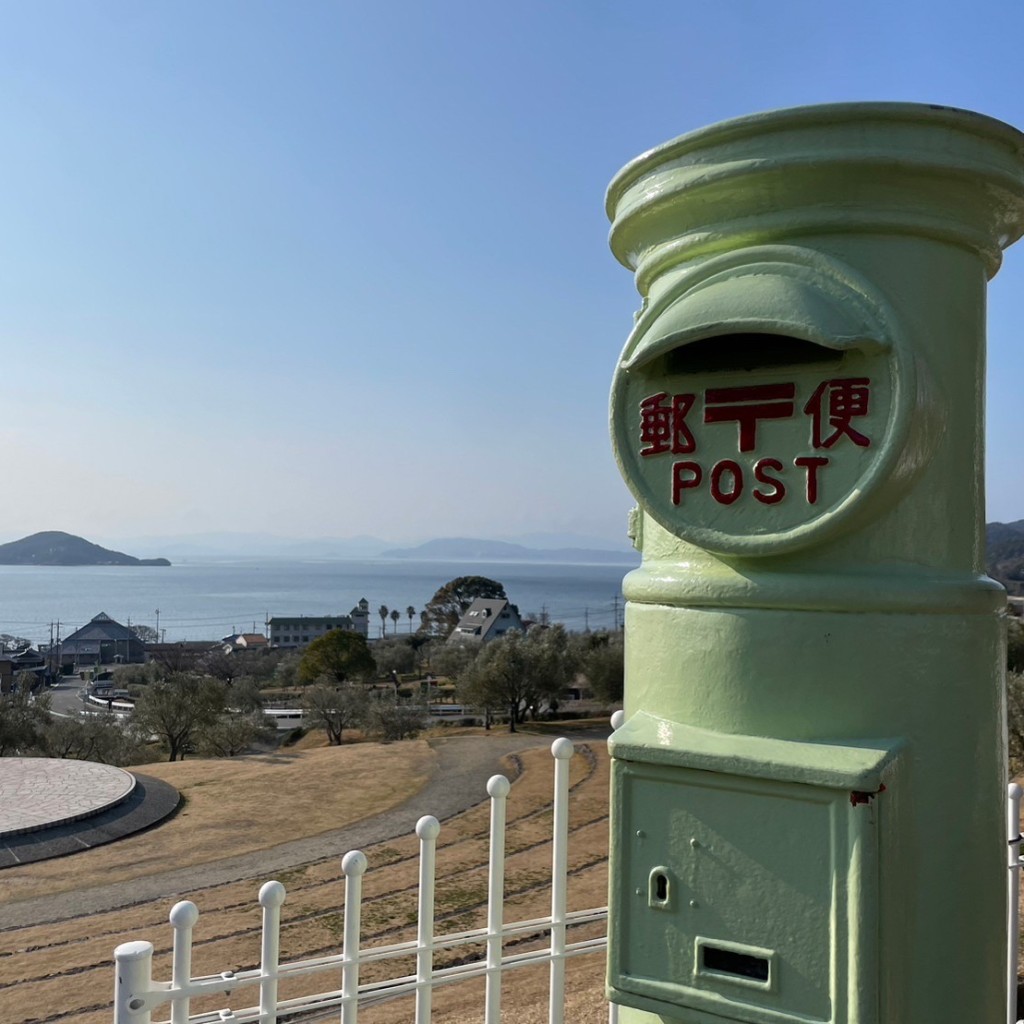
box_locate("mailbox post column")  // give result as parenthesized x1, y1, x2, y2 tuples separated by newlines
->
(605, 104, 1024, 1024)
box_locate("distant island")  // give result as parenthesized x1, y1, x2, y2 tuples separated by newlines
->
(0, 531, 171, 567)
(380, 536, 638, 565)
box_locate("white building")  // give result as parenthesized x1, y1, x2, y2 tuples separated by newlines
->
(268, 599, 370, 648)
(447, 598, 523, 644)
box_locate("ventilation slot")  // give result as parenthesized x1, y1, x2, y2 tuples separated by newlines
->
(701, 944, 770, 982)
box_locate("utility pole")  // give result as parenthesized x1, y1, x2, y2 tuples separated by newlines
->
(584, 607, 590, 633)
(155, 609, 160, 639)
(612, 594, 621, 631)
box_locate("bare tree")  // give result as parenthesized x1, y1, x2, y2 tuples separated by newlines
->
(147, 642, 213, 673)
(200, 648, 244, 684)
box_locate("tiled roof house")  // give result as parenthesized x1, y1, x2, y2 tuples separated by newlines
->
(60, 612, 146, 667)
(447, 599, 524, 644)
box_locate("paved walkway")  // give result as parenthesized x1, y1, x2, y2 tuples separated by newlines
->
(0, 758, 135, 837)
(0, 731, 578, 930)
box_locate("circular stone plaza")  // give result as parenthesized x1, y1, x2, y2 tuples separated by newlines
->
(0, 758, 179, 868)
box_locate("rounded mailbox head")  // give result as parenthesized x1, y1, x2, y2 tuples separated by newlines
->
(610, 246, 917, 557)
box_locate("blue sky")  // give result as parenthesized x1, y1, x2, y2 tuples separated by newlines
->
(1, 1, 1022, 546)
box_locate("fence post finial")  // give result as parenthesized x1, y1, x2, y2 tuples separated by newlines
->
(114, 940, 155, 1024)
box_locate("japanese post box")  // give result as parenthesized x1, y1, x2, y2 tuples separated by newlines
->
(605, 104, 1024, 1024)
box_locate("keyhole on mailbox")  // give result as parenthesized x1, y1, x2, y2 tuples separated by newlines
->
(648, 866, 671, 909)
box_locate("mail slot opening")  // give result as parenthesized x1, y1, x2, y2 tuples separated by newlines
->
(654, 872, 667, 901)
(663, 333, 842, 376)
(701, 944, 770, 982)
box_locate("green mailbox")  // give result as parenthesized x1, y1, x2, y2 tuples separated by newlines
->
(605, 104, 1024, 1024)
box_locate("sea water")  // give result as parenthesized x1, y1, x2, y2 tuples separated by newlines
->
(0, 558, 637, 645)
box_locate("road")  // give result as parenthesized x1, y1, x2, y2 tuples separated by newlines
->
(45, 676, 131, 719)
(46, 676, 91, 716)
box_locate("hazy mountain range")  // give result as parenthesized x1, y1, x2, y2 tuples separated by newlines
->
(96, 530, 637, 562)
(988, 520, 1024, 596)
(379, 537, 638, 564)
(2, 525, 1019, 579)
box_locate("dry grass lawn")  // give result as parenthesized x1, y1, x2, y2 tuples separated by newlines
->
(0, 737, 611, 1024)
(1, 740, 436, 904)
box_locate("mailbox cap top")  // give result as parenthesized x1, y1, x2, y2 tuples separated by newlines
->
(607, 102, 1024, 283)
(608, 101, 1024, 214)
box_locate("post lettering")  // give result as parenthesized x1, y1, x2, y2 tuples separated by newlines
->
(672, 461, 702, 505)
(710, 460, 743, 505)
(752, 458, 786, 505)
(794, 456, 829, 504)
(703, 383, 796, 451)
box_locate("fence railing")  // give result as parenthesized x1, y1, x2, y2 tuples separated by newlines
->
(111, 740, 1024, 1024)
(112, 737, 614, 1024)
(1009, 783, 1023, 1024)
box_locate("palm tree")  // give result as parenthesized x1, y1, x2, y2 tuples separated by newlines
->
(378, 604, 389, 639)
(389, 608, 400, 635)
(406, 606, 416, 633)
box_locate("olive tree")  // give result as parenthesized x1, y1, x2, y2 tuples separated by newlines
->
(458, 625, 578, 732)
(298, 630, 375, 685)
(42, 710, 145, 765)
(572, 630, 624, 703)
(367, 695, 427, 741)
(373, 639, 417, 678)
(197, 711, 275, 757)
(132, 673, 226, 761)
(302, 681, 370, 745)
(0, 688, 51, 755)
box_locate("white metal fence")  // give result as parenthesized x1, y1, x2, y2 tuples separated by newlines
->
(110, 742, 1024, 1024)
(1008, 783, 1024, 1024)
(112, 737, 614, 1024)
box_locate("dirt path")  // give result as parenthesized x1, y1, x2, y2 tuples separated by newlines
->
(0, 732, 554, 930)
